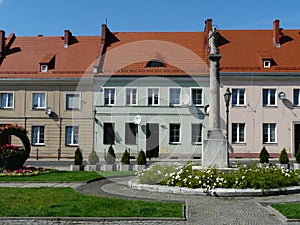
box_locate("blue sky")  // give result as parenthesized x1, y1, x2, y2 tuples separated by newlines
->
(0, 0, 300, 36)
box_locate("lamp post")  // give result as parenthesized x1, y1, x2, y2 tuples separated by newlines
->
(224, 88, 231, 166)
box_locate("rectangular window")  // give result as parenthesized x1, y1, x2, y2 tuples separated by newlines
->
(191, 88, 203, 106)
(169, 88, 181, 106)
(232, 89, 245, 106)
(32, 126, 45, 145)
(148, 88, 159, 106)
(263, 123, 276, 143)
(32, 93, 46, 109)
(263, 89, 276, 106)
(126, 88, 137, 105)
(232, 123, 245, 143)
(169, 123, 180, 143)
(66, 93, 80, 110)
(0, 93, 13, 109)
(66, 126, 79, 146)
(125, 123, 137, 145)
(191, 123, 202, 144)
(104, 88, 115, 105)
(294, 89, 300, 106)
(103, 123, 115, 144)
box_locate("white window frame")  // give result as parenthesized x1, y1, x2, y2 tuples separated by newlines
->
(294, 89, 300, 107)
(263, 123, 277, 144)
(190, 88, 203, 106)
(169, 123, 181, 144)
(125, 88, 138, 106)
(66, 126, 79, 146)
(32, 125, 45, 146)
(169, 88, 181, 106)
(32, 93, 46, 109)
(232, 123, 245, 143)
(232, 89, 246, 107)
(263, 89, 277, 107)
(263, 60, 271, 68)
(0, 92, 14, 109)
(148, 88, 160, 106)
(41, 64, 48, 72)
(104, 88, 116, 106)
(191, 123, 202, 144)
(66, 92, 81, 110)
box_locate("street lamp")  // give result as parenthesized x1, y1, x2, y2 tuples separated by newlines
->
(224, 88, 231, 166)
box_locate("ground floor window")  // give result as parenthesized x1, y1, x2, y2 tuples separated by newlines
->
(125, 123, 137, 145)
(169, 123, 180, 144)
(232, 123, 245, 143)
(32, 125, 45, 145)
(263, 123, 276, 143)
(103, 123, 115, 144)
(66, 126, 79, 146)
(191, 123, 202, 144)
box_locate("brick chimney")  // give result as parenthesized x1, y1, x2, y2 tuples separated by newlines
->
(101, 24, 107, 45)
(64, 30, 72, 48)
(0, 30, 5, 57)
(205, 19, 213, 37)
(273, 19, 280, 48)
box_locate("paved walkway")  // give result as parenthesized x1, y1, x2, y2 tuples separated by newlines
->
(1, 177, 300, 225)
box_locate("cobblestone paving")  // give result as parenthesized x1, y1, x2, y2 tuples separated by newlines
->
(1, 177, 300, 224)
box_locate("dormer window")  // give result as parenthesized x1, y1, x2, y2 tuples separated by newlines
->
(146, 60, 165, 67)
(263, 59, 271, 68)
(40, 65, 48, 72)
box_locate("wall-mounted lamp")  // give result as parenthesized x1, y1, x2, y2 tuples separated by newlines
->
(278, 92, 286, 100)
(204, 105, 210, 115)
(45, 107, 52, 116)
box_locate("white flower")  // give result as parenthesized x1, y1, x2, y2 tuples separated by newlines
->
(188, 175, 192, 179)
(242, 176, 245, 179)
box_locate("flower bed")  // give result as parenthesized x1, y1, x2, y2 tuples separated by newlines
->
(0, 166, 55, 177)
(137, 163, 300, 190)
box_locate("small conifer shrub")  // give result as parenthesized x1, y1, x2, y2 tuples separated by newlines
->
(88, 149, 99, 165)
(74, 147, 83, 165)
(279, 148, 289, 164)
(105, 144, 116, 164)
(121, 149, 130, 164)
(295, 145, 300, 163)
(136, 149, 146, 165)
(259, 147, 269, 163)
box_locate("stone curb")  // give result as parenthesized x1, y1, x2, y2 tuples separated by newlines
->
(128, 178, 300, 197)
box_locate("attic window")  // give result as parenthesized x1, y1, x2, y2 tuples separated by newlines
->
(146, 60, 165, 67)
(40, 65, 48, 72)
(263, 59, 271, 68)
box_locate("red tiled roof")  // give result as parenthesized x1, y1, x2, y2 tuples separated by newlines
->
(0, 35, 101, 78)
(218, 29, 300, 72)
(100, 32, 210, 76)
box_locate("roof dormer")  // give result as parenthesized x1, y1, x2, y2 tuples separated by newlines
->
(39, 54, 55, 72)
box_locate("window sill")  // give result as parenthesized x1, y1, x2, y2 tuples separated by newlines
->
(232, 142, 246, 146)
(192, 142, 202, 145)
(0, 108, 14, 110)
(66, 144, 79, 147)
(262, 142, 278, 145)
(169, 142, 181, 145)
(32, 144, 45, 146)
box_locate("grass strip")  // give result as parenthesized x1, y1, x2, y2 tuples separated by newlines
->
(0, 171, 135, 182)
(272, 203, 300, 219)
(0, 187, 183, 218)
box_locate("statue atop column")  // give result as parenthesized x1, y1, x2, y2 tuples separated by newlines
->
(208, 29, 220, 55)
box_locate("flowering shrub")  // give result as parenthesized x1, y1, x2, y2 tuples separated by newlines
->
(137, 163, 300, 190)
(0, 124, 27, 134)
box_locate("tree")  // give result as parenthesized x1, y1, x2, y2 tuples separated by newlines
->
(105, 144, 116, 164)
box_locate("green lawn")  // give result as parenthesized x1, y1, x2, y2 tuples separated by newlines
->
(0, 187, 183, 218)
(272, 203, 300, 219)
(0, 171, 135, 182)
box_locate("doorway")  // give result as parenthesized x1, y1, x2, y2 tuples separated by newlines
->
(146, 123, 159, 158)
(294, 124, 300, 156)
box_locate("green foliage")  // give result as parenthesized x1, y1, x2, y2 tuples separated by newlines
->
(88, 149, 99, 165)
(272, 203, 300, 219)
(121, 149, 130, 164)
(259, 146, 269, 163)
(105, 144, 116, 164)
(138, 163, 300, 190)
(279, 148, 289, 164)
(296, 145, 300, 163)
(74, 148, 83, 165)
(136, 149, 146, 165)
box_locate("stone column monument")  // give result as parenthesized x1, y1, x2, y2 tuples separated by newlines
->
(202, 29, 228, 168)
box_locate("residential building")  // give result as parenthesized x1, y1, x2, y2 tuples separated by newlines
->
(0, 30, 100, 159)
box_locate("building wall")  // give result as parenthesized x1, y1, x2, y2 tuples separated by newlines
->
(221, 75, 300, 158)
(94, 76, 209, 160)
(0, 80, 94, 159)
